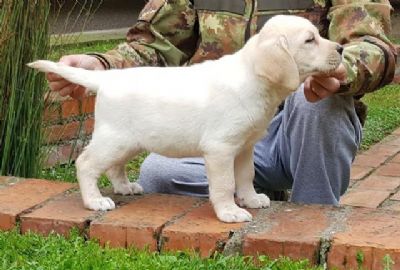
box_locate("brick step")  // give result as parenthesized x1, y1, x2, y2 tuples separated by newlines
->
(0, 177, 399, 270)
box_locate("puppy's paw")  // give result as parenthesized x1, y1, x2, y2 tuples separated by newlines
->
(85, 197, 115, 211)
(216, 205, 252, 223)
(131, 182, 144, 194)
(114, 182, 143, 195)
(238, 193, 270, 208)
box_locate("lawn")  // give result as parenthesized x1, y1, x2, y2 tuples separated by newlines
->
(0, 229, 321, 270)
(360, 84, 400, 150)
(49, 39, 123, 61)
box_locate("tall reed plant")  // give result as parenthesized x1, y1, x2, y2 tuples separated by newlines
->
(0, 1, 50, 177)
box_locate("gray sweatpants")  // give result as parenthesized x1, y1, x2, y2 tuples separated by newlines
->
(137, 86, 362, 205)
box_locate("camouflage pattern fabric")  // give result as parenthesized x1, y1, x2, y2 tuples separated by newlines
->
(98, 0, 396, 99)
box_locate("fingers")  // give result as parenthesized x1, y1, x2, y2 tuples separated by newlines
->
(303, 76, 341, 103)
(59, 55, 81, 67)
(303, 78, 321, 103)
(58, 84, 85, 99)
(313, 76, 340, 94)
(70, 86, 86, 100)
(49, 79, 70, 92)
(45, 55, 93, 99)
(46, 72, 63, 82)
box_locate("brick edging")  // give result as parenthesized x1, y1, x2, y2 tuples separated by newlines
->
(0, 177, 399, 270)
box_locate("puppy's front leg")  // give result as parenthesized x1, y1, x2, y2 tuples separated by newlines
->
(235, 146, 270, 208)
(204, 153, 252, 223)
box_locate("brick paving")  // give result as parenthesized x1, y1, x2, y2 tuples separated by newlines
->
(0, 127, 399, 269)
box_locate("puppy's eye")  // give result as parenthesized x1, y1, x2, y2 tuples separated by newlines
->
(305, 37, 315, 44)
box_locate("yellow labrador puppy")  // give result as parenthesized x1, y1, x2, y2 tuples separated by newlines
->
(29, 15, 342, 223)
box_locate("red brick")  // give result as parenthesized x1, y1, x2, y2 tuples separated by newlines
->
(20, 193, 94, 237)
(353, 153, 386, 168)
(372, 248, 400, 270)
(90, 194, 200, 250)
(328, 245, 374, 270)
(0, 176, 13, 186)
(383, 136, 400, 146)
(392, 190, 400, 201)
(82, 95, 96, 114)
(393, 75, 400, 84)
(349, 179, 358, 188)
(61, 95, 95, 119)
(0, 179, 75, 230)
(392, 153, 400, 163)
(350, 165, 374, 180)
(356, 175, 400, 191)
(61, 99, 80, 118)
(364, 143, 400, 159)
(243, 204, 333, 264)
(43, 103, 61, 122)
(44, 121, 81, 143)
(162, 203, 246, 257)
(0, 176, 24, 188)
(383, 202, 400, 211)
(340, 190, 391, 208)
(376, 163, 400, 177)
(44, 142, 85, 167)
(84, 117, 94, 135)
(327, 208, 400, 270)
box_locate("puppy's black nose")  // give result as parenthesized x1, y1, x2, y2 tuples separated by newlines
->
(336, 44, 344, 55)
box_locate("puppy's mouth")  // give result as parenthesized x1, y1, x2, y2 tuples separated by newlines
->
(311, 54, 342, 76)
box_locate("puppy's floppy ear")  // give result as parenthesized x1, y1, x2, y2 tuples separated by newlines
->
(254, 35, 300, 91)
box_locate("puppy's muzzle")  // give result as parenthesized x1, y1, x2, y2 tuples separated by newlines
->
(336, 44, 344, 55)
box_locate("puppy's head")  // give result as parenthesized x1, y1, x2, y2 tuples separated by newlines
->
(247, 15, 342, 93)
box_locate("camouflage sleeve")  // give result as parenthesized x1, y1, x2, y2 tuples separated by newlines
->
(328, 0, 397, 96)
(94, 0, 198, 69)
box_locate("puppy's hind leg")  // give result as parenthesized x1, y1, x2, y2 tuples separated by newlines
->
(235, 146, 270, 208)
(106, 158, 143, 196)
(204, 152, 252, 223)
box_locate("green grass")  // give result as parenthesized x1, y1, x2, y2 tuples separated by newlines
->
(49, 39, 124, 61)
(0, 229, 320, 270)
(360, 84, 400, 150)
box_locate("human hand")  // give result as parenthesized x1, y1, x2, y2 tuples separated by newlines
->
(303, 63, 347, 103)
(46, 54, 105, 100)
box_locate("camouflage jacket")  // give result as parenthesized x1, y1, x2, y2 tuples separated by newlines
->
(95, 0, 397, 98)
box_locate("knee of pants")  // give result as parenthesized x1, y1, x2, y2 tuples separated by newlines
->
(137, 154, 177, 193)
(286, 90, 355, 121)
(137, 154, 209, 196)
(284, 91, 361, 146)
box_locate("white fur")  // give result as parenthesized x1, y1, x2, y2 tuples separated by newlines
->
(28, 15, 342, 223)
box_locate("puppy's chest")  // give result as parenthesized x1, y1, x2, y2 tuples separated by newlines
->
(239, 95, 278, 143)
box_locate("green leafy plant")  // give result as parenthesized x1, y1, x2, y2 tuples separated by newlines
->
(383, 254, 394, 270)
(356, 250, 364, 270)
(0, 1, 50, 177)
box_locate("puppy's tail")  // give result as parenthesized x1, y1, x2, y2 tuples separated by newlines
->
(27, 60, 100, 92)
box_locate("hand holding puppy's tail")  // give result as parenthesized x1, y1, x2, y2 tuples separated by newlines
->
(27, 60, 100, 92)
